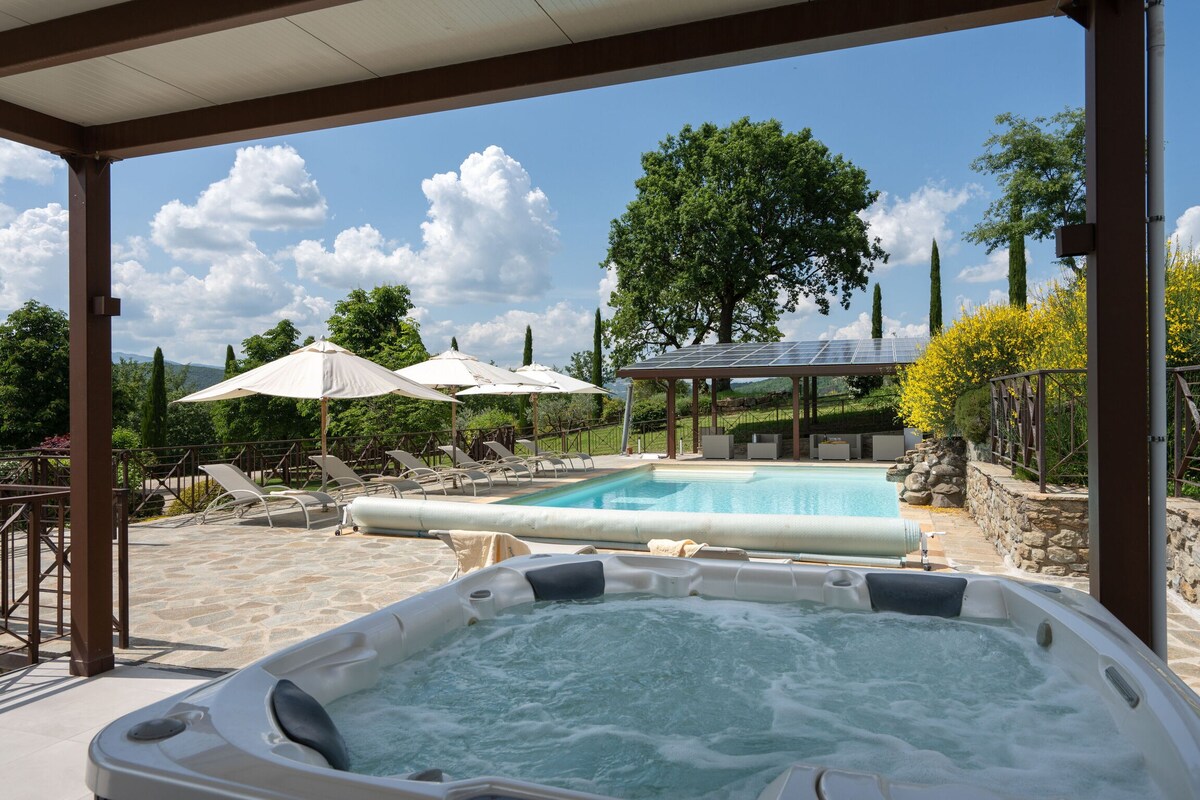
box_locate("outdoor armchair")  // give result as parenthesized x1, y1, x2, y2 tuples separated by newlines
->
(309, 455, 426, 501)
(483, 440, 565, 477)
(198, 463, 340, 529)
(515, 438, 594, 471)
(385, 449, 492, 496)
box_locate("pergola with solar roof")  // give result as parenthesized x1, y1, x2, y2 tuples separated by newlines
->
(617, 338, 927, 460)
(0, 0, 1156, 671)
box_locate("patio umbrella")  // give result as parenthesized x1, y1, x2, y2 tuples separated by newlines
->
(176, 339, 455, 486)
(518, 363, 609, 454)
(395, 350, 548, 459)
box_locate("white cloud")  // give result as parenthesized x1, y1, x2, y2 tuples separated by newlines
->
(0, 140, 61, 185)
(861, 183, 977, 267)
(112, 235, 149, 262)
(598, 263, 618, 318)
(292, 145, 558, 304)
(957, 249, 1013, 283)
(0, 203, 68, 312)
(1172, 205, 1200, 250)
(441, 301, 593, 367)
(776, 295, 821, 340)
(819, 312, 929, 340)
(112, 253, 331, 364)
(151, 145, 326, 260)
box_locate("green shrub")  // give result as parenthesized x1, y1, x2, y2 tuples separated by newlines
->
(461, 407, 518, 431)
(165, 479, 222, 517)
(953, 386, 992, 443)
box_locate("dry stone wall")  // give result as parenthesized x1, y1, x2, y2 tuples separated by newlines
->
(965, 461, 1200, 604)
(886, 437, 967, 508)
(965, 462, 1088, 576)
(1167, 498, 1200, 603)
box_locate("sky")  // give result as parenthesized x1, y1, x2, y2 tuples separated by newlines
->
(1, 8, 1198, 370)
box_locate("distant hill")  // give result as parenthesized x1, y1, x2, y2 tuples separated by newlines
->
(732, 376, 849, 396)
(112, 352, 225, 391)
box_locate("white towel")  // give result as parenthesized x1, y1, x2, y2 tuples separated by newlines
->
(647, 538, 706, 558)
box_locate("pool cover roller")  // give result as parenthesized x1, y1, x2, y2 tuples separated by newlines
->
(349, 497, 922, 560)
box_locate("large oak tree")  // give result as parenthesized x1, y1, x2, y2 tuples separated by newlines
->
(603, 118, 886, 367)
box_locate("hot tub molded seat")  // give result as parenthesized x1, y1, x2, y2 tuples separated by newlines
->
(88, 557, 1200, 800)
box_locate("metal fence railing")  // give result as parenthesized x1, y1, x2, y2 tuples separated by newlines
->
(0, 485, 129, 668)
(989, 369, 1089, 492)
(1173, 365, 1200, 496)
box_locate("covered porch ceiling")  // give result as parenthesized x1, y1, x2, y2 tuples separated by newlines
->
(0, 0, 1056, 158)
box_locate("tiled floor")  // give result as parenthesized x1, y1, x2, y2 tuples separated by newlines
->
(6, 454, 1200, 799)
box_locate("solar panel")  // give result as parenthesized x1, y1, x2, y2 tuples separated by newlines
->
(620, 337, 928, 373)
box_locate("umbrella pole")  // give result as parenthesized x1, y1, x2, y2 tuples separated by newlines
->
(532, 394, 539, 455)
(449, 391, 457, 464)
(320, 397, 328, 489)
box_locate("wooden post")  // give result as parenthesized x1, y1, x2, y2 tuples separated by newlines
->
(711, 378, 719, 431)
(791, 376, 801, 460)
(66, 154, 116, 677)
(802, 375, 810, 432)
(1085, 0, 1150, 645)
(691, 380, 699, 453)
(811, 376, 818, 422)
(666, 379, 676, 458)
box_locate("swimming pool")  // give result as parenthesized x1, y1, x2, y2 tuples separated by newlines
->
(505, 465, 899, 518)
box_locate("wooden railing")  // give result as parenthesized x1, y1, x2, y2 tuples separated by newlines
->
(989, 369, 1089, 492)
(0, 485, 129, 668)
(1173, 365, 1200, 496)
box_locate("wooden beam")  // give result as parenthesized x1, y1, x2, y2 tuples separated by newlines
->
(792, 376, 801, 460)
(0, 98, 83, 154)
(0, 0, 359, 79)
(1085, 0, 1150, 645)
(666, 380, 677, 459)
(83, 0, 1053, 158)
(66, 155, 116, 677)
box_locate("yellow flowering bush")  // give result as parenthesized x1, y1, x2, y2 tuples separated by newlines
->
(1026, 277, 1086, 370)
(898, 303, 1043, 435)
(1166, 242, 1200, 368)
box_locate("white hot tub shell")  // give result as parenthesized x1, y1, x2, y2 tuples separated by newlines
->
(87, 557, 1200, 800)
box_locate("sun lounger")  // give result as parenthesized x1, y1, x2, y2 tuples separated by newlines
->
(434, 529, 597, 577)
(199, 463, 339, 529)
(438, 445, 533, 483)
(483, 440, 565, 477)
(515, 438, 594, 471)
(309, 455, 426, 501)
(385, 449, 491, 496)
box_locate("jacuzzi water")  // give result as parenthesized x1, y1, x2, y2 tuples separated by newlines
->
(507, 467, 899, 518)
(325, 594, 1158, 800)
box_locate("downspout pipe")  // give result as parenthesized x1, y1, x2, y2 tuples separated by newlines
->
(1147, 0, 1167, 660)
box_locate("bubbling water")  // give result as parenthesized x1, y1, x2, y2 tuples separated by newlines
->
(326, 595, 1160, 800)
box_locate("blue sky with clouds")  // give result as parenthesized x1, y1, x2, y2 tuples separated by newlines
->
(1, 9, 1198, 369)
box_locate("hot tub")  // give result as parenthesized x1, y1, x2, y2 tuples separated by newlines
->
(87, 557, 1200, 800)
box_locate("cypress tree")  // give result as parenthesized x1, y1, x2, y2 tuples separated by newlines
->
(450, 336, 458, 351)
(929, 238, 943, 336)
(140, 347, 168, 448)
(870, 283, 883, 339)
(591, 309, 604, 418)
(518, 326, 533, 426)
(223, 344, 237, 376)
(1009, 233, 1027, 309)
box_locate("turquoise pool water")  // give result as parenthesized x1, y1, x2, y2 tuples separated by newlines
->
(508, 466, 899, 518)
